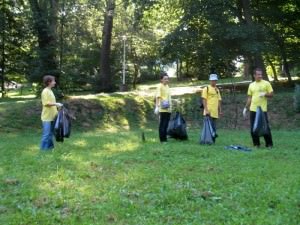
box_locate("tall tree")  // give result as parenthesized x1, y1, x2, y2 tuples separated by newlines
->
(0, 0, 6, 97)
(28, 0, 59, 83)
(238, 0, 268, 80)
(0, 0, 29, 97)
(98, 0, 115, 92)
(253, 0, 300, 83)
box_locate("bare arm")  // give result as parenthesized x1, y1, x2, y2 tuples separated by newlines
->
(44, 103, 57, 107)
(155, 97, 160, 108)
(218, 100, 222, 115)
(245, 96, 252, 109)
(265, 91, 273, 98)
(203, 98, 209, 115)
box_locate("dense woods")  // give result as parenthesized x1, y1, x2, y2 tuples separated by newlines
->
(0, 0, 299, 96)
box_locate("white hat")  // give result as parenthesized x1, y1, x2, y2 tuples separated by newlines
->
(209, 74, 218, 81)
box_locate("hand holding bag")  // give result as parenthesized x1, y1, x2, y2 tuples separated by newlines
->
(161, 100, 170, 109)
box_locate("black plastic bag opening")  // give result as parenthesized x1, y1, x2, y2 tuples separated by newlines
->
(167, 112, 188, 140)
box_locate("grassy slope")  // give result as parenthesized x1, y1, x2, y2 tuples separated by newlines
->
(0, 130, 299, 225)
(0, 94, 155, 132)
(1, 88, 300, 133)
(0, 85, 300, 224)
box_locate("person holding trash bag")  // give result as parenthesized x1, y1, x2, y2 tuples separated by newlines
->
(40, 75, 63, 150)
(154, 72, 172, 143)
(243, 68, 273, 148)
(201, 73, 222, 140)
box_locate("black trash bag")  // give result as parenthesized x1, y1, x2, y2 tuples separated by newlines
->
(54, 107, 71, 142)
(167, 112, 188, 140)
(200, 116, 216, 145)
(252, 106, 269, 137)
(54, 112, 63, 142)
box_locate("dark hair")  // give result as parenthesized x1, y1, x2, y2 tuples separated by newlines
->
(254, 68, 263, 74)
(160, 72, 168, 80)
(43, 75, 55, 87)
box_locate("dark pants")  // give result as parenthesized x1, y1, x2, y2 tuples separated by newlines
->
(209, 117, 217, 142)
(159, 112, 171, 142)
(250, 111, 273, 147)
(210, 117, 217, 133)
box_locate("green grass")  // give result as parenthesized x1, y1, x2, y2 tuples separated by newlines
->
(0, 129, 299, 225)
(136, 77, 248, 91)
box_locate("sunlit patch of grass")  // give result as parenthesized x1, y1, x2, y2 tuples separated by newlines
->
(9, 94, 36, 99)
(72, 140, 88, 148)
(1, 129, 299, 224)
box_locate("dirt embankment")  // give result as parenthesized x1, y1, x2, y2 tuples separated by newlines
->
(0, 86, 299, 132)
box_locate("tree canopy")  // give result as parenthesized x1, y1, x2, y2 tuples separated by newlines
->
(0, 0, 299, 95)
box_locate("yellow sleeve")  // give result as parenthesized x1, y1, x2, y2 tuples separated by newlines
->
(266, 82, 273, 93)
(247, 84, 252, 96)
(202, 87, 208, 99)
(156, 84, 162, 98)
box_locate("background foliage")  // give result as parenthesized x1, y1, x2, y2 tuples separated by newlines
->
(0, 0, 299, 95)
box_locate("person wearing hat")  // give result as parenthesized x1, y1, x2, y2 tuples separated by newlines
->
(243, 68, 273, 148)
(201, 73, 222, 138)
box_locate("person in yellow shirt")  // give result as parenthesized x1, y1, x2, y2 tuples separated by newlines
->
(202, 73, 222, 139)
(40, 75, 63, 150)
(243, 68, 273, 148)
(155, 72, 172, 143)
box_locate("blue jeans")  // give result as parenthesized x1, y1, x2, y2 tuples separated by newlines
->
(40, 121, 55, 150)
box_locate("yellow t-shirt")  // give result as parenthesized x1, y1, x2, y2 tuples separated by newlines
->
(247, 80, 273, 112)
(202, 85, 222, 118)
(41, 88, 58, 121)
(156, 83, 172, 113)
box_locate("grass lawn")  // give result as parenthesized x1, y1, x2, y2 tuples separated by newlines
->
(0, 129, 299, 225)
(136, 77, 248, 92)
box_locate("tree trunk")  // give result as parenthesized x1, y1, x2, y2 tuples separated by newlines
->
(282, 57, 291, 82)
(243, 56, 250, 80)
(239, 0, 268, 80)
(176, 59, 179, 81)
(266, 56, 278, 82)
(1, 0, 5, 97)
(240, 0, 252, 24)
(133, 63, 140, 90)
(99, 0, 115, 92)
(186, 60, 190, 77)
(59, 0, 65, 73)
(179, 60, 182, 79)
(29, 0, 59, 82)
(131, 47, 140, 90)
(277, 39, 292, 83)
